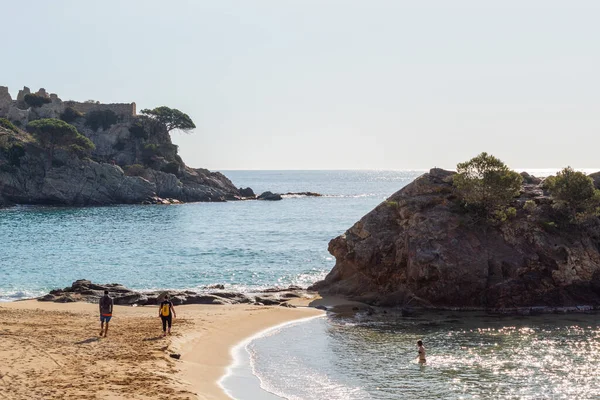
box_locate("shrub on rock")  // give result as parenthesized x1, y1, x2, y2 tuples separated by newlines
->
(24, 93, 51, 108)
(453, 152, 523, 216)
(85, 109, 118, 131)
(60, 106, 84, 123)
(544, 167, 600, 221)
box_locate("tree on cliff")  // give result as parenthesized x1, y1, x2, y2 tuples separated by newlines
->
(140, 106, 196, 133)
(544, 167, 600, 221)
(27, 119, 95, 166)
(453, 152, 523, 215)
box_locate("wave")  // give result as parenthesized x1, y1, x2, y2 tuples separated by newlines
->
(0, 289, 46, 302)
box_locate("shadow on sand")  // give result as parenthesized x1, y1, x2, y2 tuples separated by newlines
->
(142, 336, 165, 342)
(75, 337, 100, 345)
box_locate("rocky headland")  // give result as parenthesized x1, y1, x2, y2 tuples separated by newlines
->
(0, 86, 255, 206)
(311, 168, 600, 312)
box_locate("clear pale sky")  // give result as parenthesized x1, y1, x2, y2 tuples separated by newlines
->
(2, 1, 599, 170)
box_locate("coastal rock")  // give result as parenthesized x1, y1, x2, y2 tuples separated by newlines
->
(310, 168, 600, 309)
(239, 187, 256, 198)
(520, 171, 542, 185)
(37, 280, 308, 307)
(283, 192, 322, 197)
(254, 296, 283, 305)
(0, 86, 250, 206)
(257, 191, 282, 201)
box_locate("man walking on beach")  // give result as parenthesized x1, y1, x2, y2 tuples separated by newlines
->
(99, 290, 113, 337)
(159, 294, 176, 337)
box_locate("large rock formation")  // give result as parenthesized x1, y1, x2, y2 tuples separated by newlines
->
(0, 86, 244, 205)
(311, 168, 600, 310)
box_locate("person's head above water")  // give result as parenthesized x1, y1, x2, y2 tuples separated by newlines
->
(417, 340, 423, 346)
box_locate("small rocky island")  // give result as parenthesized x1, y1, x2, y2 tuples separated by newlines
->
(311, 157, 600, 312)
(0, 86, 255, 206)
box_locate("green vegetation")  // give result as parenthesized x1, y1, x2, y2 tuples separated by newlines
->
(141, 143, 158, 163)
(24, 93, 52, 108)
(0, 118, 19, 133)
(161, 161, 180, 175)
(27, 119, 95, 165)
(544, 167, 600, 221)
(60, 107, 84, 123)
(128, 119, 149, 140)
(124, 164, 145, 177)
(85, 109, 118, 131)
(140, 106, 196, 133)
(523, 200, 537, 212)
(453, 152, 523, 216)
(385, 200, 399, 208)
(1, 143, 26, 169)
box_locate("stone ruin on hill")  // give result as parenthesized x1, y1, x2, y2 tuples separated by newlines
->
(0, 85, 136, 127)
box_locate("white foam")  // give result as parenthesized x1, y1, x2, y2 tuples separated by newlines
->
(219, 314, 326, 400)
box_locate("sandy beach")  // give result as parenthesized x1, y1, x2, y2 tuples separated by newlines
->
(0, 299, 324, 400)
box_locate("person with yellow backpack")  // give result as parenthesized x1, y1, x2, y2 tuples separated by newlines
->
(158, 294, 176, 336)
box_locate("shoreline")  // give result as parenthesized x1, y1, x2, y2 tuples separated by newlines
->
(219, 314, 325, 400)
(0, 298, 324, 400)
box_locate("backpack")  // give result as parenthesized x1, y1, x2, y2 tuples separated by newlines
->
(160, 302, 170, 317)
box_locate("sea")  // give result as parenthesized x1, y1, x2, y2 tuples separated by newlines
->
(2, 169, 599, 399)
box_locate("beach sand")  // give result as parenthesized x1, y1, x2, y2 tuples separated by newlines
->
(0, 299, 324, 400)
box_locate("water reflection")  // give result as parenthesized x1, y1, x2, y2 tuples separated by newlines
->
(251, 311, 600, 399)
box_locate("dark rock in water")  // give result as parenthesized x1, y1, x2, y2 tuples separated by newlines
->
(310, 168, 600, 310)
(206, 284, 225, 290)
(239, 187, 256, 198)
(283, 192, 322, 197)
(257, 191, 282, 201)
(315, 305, 328, 311)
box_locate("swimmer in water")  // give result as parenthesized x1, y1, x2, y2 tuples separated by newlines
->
(417, 340, 426, 364)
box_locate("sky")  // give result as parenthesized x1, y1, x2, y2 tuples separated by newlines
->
(2, 0, 599, 170)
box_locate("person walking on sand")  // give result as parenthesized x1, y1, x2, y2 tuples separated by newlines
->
(417, 340, 426, 364)
(99, 290, 113, 337)
(159, 294, 176, 336)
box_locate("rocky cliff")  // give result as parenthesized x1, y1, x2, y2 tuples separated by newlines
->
(0, 86, 244, 206)
(311, 168, 600, 310)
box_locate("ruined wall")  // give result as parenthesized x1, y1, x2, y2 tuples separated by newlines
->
(0, 86, 137, 123)
(0, 86, 12, 116)
(64, 101, 136, 121)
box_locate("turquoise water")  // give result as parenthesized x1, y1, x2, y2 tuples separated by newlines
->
(0, 170, 422, 301)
